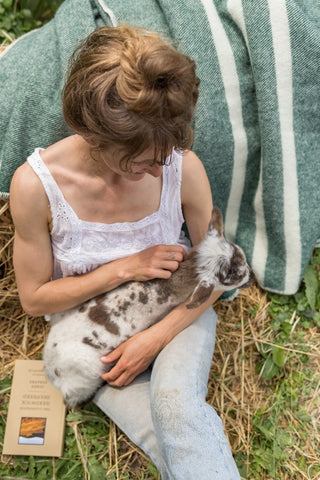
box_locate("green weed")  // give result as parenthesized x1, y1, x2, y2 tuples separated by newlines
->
(0, 0, 63, 44)
(257, 250, 320, 382)
(242, 249, 320, 479)
(1, 383, 160, 479)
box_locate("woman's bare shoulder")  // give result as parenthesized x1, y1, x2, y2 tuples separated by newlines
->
(182, 149, 202, 164)
(41, 135, 79, 161)
(10, 162, 49, 229)
(180, 150, 213, 244)
(11, 161, 43, 195)
(181, 150, 210, 190)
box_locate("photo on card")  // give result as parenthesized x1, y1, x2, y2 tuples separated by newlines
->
(18, 417, 46, 445)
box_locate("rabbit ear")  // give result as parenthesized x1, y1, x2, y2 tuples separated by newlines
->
(185, 281, 214, 309)
(208, 207, 223, 237)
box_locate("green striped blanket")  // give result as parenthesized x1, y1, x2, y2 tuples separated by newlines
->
(0, 0, 319, 294)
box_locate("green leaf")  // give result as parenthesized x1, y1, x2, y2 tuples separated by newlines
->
(234, 452, 248, 478)
(276, 430, 294, 448)
(28, 455, 36, 476)
(88, 457, 107, 480)
(313, 311, 320, 326)
(303, 264, 319, 310)
(3, 0, 13, 10)
(272, 346, 286, 367)
(148, 462, 160, 478)
(254, 423, 274, 441)
(261, 356, 280, 380)
(2, 16, 12, 29)
(21, 9, 32, 19)
(66, 411, 84, 422)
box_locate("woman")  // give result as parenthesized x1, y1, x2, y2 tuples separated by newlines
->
(10, 25, 240, 479)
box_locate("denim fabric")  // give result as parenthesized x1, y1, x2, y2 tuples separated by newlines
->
(93, 308, 241, 479)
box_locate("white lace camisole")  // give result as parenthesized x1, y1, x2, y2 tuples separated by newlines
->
(27, 148, 190, 282)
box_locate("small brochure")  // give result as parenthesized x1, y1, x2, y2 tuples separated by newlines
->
(2, 359, 66, 457)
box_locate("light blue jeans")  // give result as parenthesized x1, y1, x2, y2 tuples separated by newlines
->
(93, 308, 241, 479)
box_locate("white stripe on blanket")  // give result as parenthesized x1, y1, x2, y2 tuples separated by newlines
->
(200, 0, 248, 242)
(252, 170, 268, 285)
(268, 0, 301, 292)
(227, 0, 269, 286)
(97, 0, 118, 26)
(227, 0, 248, 47)
(227, 0, 270, 286)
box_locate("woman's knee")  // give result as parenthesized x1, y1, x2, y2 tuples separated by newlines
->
(152, 387, 184, 431)
(151, 384, 211, 437)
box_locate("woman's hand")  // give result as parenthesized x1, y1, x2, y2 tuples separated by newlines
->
(119, 244, 186, 282)
(100, 328, 165, 386)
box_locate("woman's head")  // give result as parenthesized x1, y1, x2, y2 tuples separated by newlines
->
(63, 25, 200, 168)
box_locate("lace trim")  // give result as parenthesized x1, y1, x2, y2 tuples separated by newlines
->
(27, 147, 186, 279)
(29, 148, 178, 232)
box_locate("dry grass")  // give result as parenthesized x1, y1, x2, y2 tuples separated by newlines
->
(1, 198, 319, 479)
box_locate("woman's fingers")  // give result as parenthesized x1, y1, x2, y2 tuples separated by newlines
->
(149, 245, 185, 270)
(124, 244, 186, 281)
(100, 330, 162, 386)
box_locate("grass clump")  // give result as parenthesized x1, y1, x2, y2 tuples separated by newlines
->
(258, 251, 320, 382)
(206, 268, 320, 479)
(235, 252, 320, 479)
(1, 376, 160, 479)
(0, 0, 63, 45)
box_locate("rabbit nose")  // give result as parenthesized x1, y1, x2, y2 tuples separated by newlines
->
(241, 269, 255, 288)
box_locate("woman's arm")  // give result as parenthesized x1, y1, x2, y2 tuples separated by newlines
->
(101, 150, 222, 386)
(10, 164, 185, 316)
(101, 288, 220, 386)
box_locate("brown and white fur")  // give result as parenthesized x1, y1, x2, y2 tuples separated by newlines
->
(43, 207, 254, 408)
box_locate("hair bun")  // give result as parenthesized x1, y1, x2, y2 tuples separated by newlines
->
(63, 25, 199, 163)
(154, 75, 169, 89)
(116, 31, 199, 121)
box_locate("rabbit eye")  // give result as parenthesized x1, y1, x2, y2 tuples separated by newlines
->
(228, 267, 237, 277)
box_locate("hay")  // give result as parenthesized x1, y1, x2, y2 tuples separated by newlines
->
(0, 200, 48, 376)
(1, 198, 319, 479)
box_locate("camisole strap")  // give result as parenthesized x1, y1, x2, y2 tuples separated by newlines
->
(27, 148, 69, 208)
(27, 148, 79, 245)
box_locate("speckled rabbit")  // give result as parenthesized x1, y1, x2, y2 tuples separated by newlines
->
(43, 207, 254, 408)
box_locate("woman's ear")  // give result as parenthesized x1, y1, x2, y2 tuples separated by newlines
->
(83, 135, 97, 146)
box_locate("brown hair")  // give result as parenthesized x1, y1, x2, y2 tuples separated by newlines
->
(62, 25, 200, 168)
